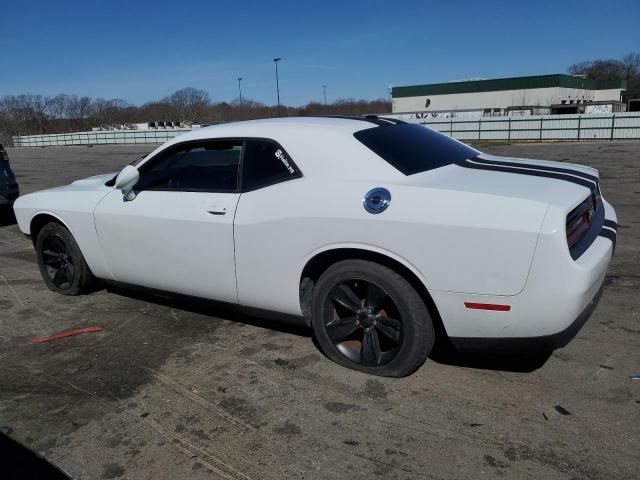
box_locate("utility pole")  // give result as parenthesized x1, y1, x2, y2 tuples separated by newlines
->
(322, 85, 327, 105)
(273, 57, 282, 115)
(237, 77, 243, 103)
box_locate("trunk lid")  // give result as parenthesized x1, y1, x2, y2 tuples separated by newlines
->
(403, 153, 598, 212)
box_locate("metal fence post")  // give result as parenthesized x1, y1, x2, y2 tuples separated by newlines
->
(508, 117, 511, 143)
(478, 117, 482, 141)
(577, 115, 581, 141)
(449, 118, 453, 137)
(610, 114, 616, 141)
(539, 117, 543, 142)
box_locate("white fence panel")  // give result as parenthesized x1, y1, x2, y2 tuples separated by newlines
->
(12, 128, 193, 147)
(11, 114, 640, 146)
(417, 112, 640, 142)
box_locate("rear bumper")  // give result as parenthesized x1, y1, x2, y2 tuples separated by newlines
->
(432, 198, 616, 349)
(449, 284, 603, 352)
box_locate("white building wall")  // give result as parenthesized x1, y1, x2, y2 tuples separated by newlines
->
(593, 89, 624, 101)
(393, 87, 556, 112)
(393, 87, 624, 113)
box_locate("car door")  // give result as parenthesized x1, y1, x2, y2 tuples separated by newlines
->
(93, 139, 242, 303)
(233, 139, 304, 313)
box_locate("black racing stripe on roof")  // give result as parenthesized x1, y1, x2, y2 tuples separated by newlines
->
(320, 115, 391, 126)
(377, 117, 406, 124)
(360, 115, 406, 125)
(372, 115, 407, 125)
(473, 156, 599, 183)
(458, 158, 597, 194)
(370, 117, 396, 125)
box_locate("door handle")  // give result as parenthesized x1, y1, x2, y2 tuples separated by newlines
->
(206, 206, 227, 215)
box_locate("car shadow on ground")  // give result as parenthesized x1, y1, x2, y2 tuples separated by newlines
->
(105, 284, 312, 338)
(107, 284, 550, 373)
(0, 432, 69, 479)
(429, 342, 552, 373)
(0, 207, 17, 227)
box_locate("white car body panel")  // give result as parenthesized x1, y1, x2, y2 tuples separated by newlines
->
(234, 174, 548, 317)
(13, 117, 616, 346)
(93, 189, 239, 303)
(13, 178, 115, 279)
(433, 199, 615, 339)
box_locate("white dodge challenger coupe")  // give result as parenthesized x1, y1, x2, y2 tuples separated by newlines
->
(13, 116, 617, 376)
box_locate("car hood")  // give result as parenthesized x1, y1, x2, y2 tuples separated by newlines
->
(16, 172, 116, 201)
(13, 171, 118, 238)
(404, 153, 598, 211)
(70, 172, 116, 188)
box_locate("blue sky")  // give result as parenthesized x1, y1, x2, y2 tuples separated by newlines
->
(2, 0, 638, 106)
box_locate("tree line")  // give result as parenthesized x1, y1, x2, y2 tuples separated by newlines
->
(0, 88, 390, 145)
(568, 53, 640, 89)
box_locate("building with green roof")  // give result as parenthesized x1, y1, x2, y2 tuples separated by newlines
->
(391, 74, 627, 116)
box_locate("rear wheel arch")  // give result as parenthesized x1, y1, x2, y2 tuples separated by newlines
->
(299, 247, 448, 339)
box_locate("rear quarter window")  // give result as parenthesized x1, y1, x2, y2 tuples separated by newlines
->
(354, 123, 479, 175)
(241, 140, 301, 191)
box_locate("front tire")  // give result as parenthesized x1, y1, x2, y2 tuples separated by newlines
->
(36, 222, 95, 295)
(310, 260, 434, 377)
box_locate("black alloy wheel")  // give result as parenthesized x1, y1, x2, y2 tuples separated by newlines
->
(311, 259, 434, 377)
(41, 235, 75, 290)
(323, 279, 403, 366)
(35, 222, 96, 295)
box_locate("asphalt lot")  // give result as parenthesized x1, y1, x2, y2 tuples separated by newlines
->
(1, 142, 639, 479)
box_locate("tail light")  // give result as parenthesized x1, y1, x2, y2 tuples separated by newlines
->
(566, 196, 595, 250)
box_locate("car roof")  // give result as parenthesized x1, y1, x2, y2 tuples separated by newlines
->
(177, 115, 403, 141)
(141, 116, 408, 182)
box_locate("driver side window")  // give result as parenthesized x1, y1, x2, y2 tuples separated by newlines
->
(136, 140, 242, 192)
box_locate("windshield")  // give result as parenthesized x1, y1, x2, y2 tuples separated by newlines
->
(354, 123, 479, 175)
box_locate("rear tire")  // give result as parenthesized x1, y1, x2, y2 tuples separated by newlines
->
(310, 259, 434, 377)
(35, 222, 96, 295)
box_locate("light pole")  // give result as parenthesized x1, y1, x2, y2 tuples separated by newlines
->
(322, 85, 327, 105)
(273, 57, 282, 115)
(237, 77, 243, 103)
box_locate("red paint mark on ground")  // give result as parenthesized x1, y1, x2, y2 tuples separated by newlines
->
(31, 327, 103, 343)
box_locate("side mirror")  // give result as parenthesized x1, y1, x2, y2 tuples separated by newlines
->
(114, 165, 140, 201)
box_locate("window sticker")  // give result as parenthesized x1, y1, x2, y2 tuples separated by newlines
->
(274, 148, 295, 174)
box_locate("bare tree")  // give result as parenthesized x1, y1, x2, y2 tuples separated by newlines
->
(0, 87, 391, 145)
(568, 52, 640, 89)
(163, 87, 210, 122)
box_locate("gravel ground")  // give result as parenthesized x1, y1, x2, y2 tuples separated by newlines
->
(0, 141, 638, 479)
